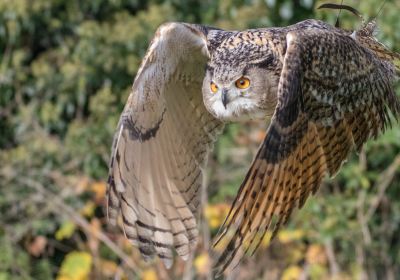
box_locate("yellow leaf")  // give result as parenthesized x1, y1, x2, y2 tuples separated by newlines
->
(80, 201, 96, 217)
(284, 242, 306, 264)
(90, 181, 106, 202)
(55, 221, 76, 240)
(57, 251, 92, 280)
(99, 260, 118, 277)
(306, 244, 327, 265)
(282, 265, 302, 280)
(309, 264, 328, 280)
(194, 252, 210, 275)
(209, 217, 220, 229)
(203, 203, 230, 229)
(278, 229, 304, 244)
(141, 269, 157, 280)
(204, 205, 218, 220)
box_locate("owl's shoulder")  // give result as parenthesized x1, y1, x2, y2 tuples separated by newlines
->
(293, 19, 334, 29)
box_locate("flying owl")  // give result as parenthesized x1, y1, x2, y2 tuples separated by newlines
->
(107, 17, 400, 274)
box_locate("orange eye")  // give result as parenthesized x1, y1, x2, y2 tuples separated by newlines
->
(210, 82, 218, 93)
(235, 77, 250, 89)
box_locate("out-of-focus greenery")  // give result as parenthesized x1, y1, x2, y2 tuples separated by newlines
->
(1, 0, 399, 279)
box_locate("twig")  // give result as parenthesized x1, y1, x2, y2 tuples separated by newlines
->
(324, 240, 340, 276)
(201, 171, 213, 280)
(299, 262, 309, 280)
(356, 244, 368, 280)
(357, 190, 372, 245)
(19, 177, 141, 276)
(359, 148, 367, 172)
(365, 155, 400, 222)
(182, 252, 194, 280)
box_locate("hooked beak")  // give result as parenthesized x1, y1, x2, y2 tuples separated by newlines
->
(221, 89, 229, 109)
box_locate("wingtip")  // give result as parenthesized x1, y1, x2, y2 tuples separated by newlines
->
(211, 257, 228, 279)
(161, 256, 173, 269)
(180, 253, 189, 262)
(211, 254, 241, 279)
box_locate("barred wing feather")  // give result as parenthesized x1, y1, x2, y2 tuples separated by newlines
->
(107, 23, 224, 266)
(213, 28, 400, 275)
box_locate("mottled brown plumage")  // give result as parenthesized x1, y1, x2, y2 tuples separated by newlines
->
(212, 20, 399, 275)
(107, 18, 400, 274)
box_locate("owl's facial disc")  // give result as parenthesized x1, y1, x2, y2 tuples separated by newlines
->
(219, 76, 250, 108)
(206, 78, 265, 122)
(203, 58, 280, 122)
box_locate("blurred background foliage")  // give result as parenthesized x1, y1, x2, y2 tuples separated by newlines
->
(0, 0, 399, 279)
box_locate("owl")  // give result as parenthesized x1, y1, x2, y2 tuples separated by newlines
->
(107, 17, 400, 274)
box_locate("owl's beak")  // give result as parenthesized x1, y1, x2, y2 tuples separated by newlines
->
(221, 89, 229, 108)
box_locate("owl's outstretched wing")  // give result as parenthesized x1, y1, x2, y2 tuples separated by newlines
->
(214, 28, 400, 274)
(107, 23, 225, 266)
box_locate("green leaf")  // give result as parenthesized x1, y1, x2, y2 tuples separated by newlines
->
(55, 221, 76, 241)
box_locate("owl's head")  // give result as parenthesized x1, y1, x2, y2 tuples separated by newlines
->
(202, 32, 281, 122)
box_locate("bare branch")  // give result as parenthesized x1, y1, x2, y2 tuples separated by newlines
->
(365, 155, 400, 222)
(324, 240, 340, 275)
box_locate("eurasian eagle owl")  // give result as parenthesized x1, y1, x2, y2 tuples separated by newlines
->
(107, 16, 400, 274)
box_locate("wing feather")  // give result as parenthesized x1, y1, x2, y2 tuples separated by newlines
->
(213, 27, 400, 275)
(107, 23, 225, 265)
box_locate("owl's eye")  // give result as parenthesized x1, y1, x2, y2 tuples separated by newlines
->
(235, 77, 250, 89)
(210, 82, 219, 93)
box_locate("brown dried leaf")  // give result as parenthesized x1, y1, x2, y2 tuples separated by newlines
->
(28, 236, 47, 257)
